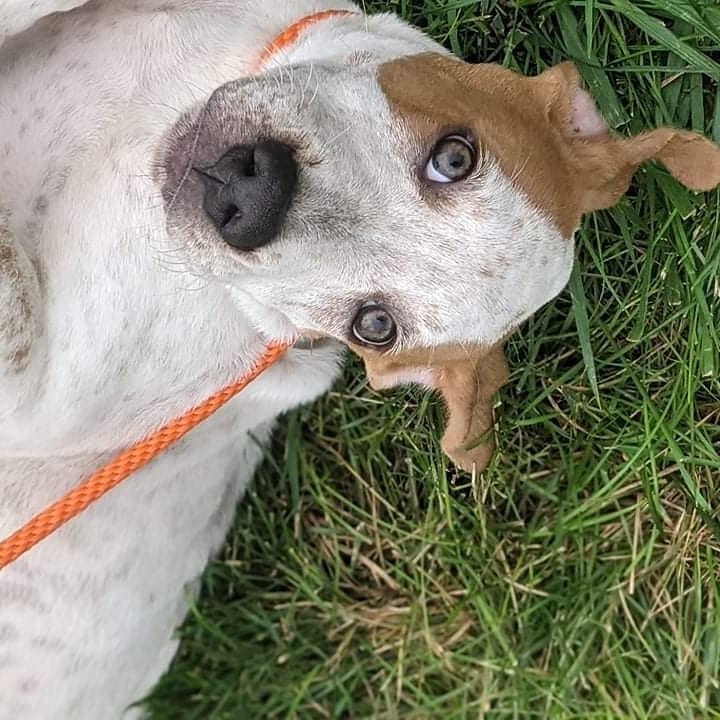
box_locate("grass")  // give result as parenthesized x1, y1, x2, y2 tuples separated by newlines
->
(146, 1, 720, 717)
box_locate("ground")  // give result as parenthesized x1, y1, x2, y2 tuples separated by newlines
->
(145, 1, 720, 717)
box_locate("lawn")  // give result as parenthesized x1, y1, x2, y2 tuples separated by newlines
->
(146, 1, 720, 717)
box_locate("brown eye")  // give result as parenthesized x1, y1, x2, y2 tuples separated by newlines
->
(425, 135, 476, 183)
(352, 303, 397, 347)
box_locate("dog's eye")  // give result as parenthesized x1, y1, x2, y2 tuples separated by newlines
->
(425, 135, 476, 183)
(352, 304, 397, 347)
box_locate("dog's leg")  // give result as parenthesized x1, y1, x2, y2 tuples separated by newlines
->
(0, 213, 43, 415)
(0, 0, 88, 40)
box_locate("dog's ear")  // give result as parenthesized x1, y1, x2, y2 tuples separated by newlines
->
(352, 343, 509, 473)
(536, 62, 610, 140)
(582, 128, 720, 210)
(432, 344, 509, 473)
(534, 62, 720, 212)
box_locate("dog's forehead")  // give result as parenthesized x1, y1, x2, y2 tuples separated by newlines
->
(376, 52, 582, 236)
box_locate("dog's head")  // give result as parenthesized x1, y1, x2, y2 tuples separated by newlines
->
(162, 52, 720, 470)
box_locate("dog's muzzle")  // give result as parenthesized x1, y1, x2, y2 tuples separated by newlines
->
(193, 140, 298, 250)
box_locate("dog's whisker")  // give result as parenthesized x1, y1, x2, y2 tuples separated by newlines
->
(165, 101, 210, 214)
(305, 68, 322, 111)
(508, 155, 531, 185)
(317, 124, 352, 151)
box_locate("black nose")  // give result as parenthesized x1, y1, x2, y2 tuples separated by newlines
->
(194, 140, 298, 250)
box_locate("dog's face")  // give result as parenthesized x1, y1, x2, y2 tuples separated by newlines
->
(163, 52, 719, 350)
(161, 51, 720, 470)
(162, 55, 582, 351)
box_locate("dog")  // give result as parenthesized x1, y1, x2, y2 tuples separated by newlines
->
(1, 1, 719, 717)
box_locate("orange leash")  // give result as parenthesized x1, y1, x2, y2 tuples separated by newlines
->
(0, 8, 356, 572)
(0, 341, 291, 570)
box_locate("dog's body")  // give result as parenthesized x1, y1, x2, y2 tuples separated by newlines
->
(0, 4, 370, 717)
(0, 4, 470, 716)
(2, 1, 719, 717)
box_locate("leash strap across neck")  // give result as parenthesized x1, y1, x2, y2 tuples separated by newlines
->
(0, 9, 356, 571)
(0, 341, 291, 570)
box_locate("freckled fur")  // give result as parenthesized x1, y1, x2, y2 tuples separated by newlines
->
(1, 2, 719, 719)
(0, 214, 42, 379)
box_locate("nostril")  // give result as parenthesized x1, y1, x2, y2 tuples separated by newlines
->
(219, 203, 240, 228)
(241, 154, 255, 177)
(208, 145, 255, 183)
(196, 141, 297, 250)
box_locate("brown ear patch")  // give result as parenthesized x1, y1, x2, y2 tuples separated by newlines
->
(350, 342, 509, 473)
(580, 129, 720, 211)
(378, 53, 720, 230)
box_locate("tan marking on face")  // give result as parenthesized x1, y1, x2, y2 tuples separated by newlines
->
(378, 53, 586, 236)
(378, 53, 720, 235)
(349, 55, 720, 470)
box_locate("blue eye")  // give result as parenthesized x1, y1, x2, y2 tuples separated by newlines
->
(352, 304, 396, 346)
(425, 135, 476, 183)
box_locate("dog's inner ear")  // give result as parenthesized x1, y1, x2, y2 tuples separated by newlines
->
(538, 62, 610, 139)
(350, 342, 509, 473)
(534, 61, 720, 213)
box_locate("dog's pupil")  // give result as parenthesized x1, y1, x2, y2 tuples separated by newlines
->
(353, 305, 396, 346)
(434, 138, 472, 178)
(361, 309, 388, 336)
(368, 311, 389, 335)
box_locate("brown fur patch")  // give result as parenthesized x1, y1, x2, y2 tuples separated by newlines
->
(370, 54, 720, 470)
(351, 341, 509, 473)
(378, 54, 720, 235)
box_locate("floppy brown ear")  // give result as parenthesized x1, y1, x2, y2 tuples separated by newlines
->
(352, 343, 509, 473)
(435, 344, 509, 473)
(581, 129, 720, 211)
(534, 61, 720, 213)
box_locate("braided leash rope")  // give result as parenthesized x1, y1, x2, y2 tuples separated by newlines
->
(0, 341, 291, 570)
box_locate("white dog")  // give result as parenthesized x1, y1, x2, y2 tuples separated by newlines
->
(1, 1, 719, 717)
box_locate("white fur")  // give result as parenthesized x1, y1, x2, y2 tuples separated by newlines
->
(0, 2, 573, 717)
(0, 0, 87, 39)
